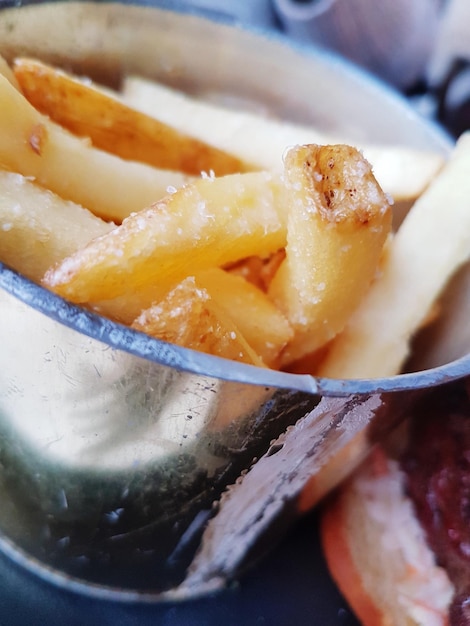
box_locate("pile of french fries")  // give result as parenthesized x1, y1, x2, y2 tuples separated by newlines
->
(1, 55, 469, 378)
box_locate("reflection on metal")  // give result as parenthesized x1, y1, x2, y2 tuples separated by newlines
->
(0, 283, 319, 594)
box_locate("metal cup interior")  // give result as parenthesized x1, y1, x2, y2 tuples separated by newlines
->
(0, 0, 466, 601)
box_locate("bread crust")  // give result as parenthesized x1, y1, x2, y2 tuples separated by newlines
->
(320, 446, 453, 626)
(321, 494, 386, 626)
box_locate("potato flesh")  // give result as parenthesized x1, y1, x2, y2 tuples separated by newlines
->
(94, 250, 289, 326)
(43, 171, 287, 303)
(131, 276, 264, 366)
(0, 54, 19, 89)
(42, 143, 393, 369)
(0, 169, 113, 281)
(318, 132, 470, 379)
(0, 53, 406, 373)
(195, 267, 293, 368)
(122, 75, 445, 202)
(226, 250, 286, 292)
(13, 57, 249, 177)
(93, 265, 294, 368)
(269, 144, 392, 365)
(0, 73, 189, 223)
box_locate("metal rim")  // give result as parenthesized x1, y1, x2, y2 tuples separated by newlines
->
(2, 263, 469, 396)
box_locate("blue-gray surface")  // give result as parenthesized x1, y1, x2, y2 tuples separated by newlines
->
(0, 512, 358, 626)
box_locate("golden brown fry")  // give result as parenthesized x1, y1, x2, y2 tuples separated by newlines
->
(0, 73, 189, 223)
(122, 76, 326, 174)
(226, 250, 286, 292)
(268, 144, 392, 366)
(13, 57, 250, 176)
(0, 169, 113, 281)
(131, 276, 264, 366)
(317, 132, 470, 379)
(92, 284, 171, 325)
(195, 267, 293, 368)
(81, 254, 290, 344)
(43, 171, 287, 303)
(88, 257, 290, 328)
(0, 54, 19, 89)
(122, 75, 445, 202)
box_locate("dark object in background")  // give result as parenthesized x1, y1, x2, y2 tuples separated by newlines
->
(436, 58, 470, 138)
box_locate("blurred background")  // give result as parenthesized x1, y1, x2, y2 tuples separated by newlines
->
(147, 0, 470, 139)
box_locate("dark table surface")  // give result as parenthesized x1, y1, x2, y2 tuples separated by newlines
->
(0, 510, 359, 626)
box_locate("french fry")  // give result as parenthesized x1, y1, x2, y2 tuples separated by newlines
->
(0, 54, 19, 89)
(0, 169, 113, 281)
(13, 58, 250, 176)
(0, 52, 456, 376)
(0, 73, 189, 223)
(88, 253, 285, 327)
(226, 250, 286, 292)
(92, 284, 173, 325)
(195, 267, 293, 368)
(317, 132, 470, 379)
(122, 75, 445, 202)
(131, 276, 264, 366)
(43, 171, 287, 304)
(268, 144, 392, 366)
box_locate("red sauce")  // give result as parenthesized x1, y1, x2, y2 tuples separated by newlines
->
(401, 380, 470, 625)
